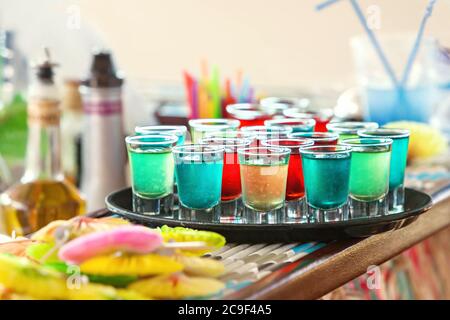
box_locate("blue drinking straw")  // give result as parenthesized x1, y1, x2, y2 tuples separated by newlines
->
(316, 0, 400, 88)
(401, 0, 438, 86)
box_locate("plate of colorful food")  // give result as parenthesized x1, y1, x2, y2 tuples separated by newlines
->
(0, 217, 227, 300)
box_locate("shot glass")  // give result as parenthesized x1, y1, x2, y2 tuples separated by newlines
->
(241, 125, 293, 146)
(238, 147, 291, 223)
(173, 144, 225, 220)
(300, 145, 352, 222)
(326, 121, 379, 142)
(283, 107, 333, 132)
(341, 138, 393, 217)
(260, 97, 309, 117)
(358, 128, 410, 213)
(203, 129, 257, 141)
(265, 118, 316, 133)
(200, 137, 252, 218)
(135, 125, 187, 145)
(288, 132, 339, 146)
(188, 119, 240, 143)
(226, 103, 275, 127)
(261, 138, 314, 220)
(125, 134, 178, 215)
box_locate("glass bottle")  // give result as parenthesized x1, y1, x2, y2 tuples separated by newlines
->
(0, 49, 85, 236)
(61, 79, 83, 186)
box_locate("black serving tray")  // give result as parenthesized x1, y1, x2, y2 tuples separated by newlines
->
(105, 188, 432, 243)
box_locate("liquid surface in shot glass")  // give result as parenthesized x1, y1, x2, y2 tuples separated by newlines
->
(240, 163, 288, 211)
(358, 129, 409, 190)
(128, 149, 174, 199)
(349, 150, 391, 201)
(302, 152, 351, 209)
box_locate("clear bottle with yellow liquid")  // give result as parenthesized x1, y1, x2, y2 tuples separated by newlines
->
(0, 49, 85, 236)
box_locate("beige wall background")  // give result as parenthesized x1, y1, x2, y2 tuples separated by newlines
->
(1, 0, 449, 90)
(78, 0, 450, 89)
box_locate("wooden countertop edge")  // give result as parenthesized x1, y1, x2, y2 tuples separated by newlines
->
(226, 198, 450, 300)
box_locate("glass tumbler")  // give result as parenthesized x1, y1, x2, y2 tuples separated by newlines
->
(342, 138, 393, 217)
(300, 145, 352, 222)
(358, 128, 410, 213)
(125, 134, 178, 215)
(188, 119, 240, 143)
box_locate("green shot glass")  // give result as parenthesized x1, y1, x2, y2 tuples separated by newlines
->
(358, 128, 410, 213)
(342, 138, 393, 217)
(125, 134, 178, 215)
(300, 145, 352, 222)
(327, 122, 379, 142)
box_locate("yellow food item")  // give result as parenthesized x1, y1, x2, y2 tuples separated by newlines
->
(158, 226, 226, 256)
(32, 217, 129, 243)
(174, 255, 225, 278)
(80, 254, 183, 277)
(67, 282, 147, 300)
(0, 254, 69, 299)
(129, 273, 225, 299)
(384, 121, 448, 160)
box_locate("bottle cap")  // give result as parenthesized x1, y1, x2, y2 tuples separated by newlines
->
(82, 51, 123, 88)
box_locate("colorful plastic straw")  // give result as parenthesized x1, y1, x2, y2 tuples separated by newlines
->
(316, 0, 399, 88)
(401, 0, 438, 86)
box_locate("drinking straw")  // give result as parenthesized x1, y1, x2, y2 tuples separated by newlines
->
(315, 0, 341, 11)
(183, 71, 194, 118)
(348, 0, 399, 88)
(211, 65, 222, 117)
(191, 78, 199, 119)
(198, 82, 209, 118)
(401, 0, 438, 86)
(316, 0, 400, 88)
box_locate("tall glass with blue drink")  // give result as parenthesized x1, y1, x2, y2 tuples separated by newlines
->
(351, 34, 439, 125)
(358, 128, 410, 213)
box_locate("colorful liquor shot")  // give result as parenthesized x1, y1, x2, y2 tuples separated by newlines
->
(342, 138, 393, 218)
(200, 137, 252, 218)
(326, 121, 379, 141)
(358, 128, 410, 213)
(288, 131, 339, 146)
(203, 129, 257, 141)
(240, 125, 293, 146)
(226, 103, 275, 127)
(261, 138, 314, 221)
(125, 134, 178, 215)
(173, 144, 225, 220)
(238, 147, 291, 223)
(188, 118, 240, 143)
(134, 125, 187, 145)
(300, 145, 352, 222)
(265, 118, 316, 133)
(283, 107, 334, 132)
(260, 97, 309, 117)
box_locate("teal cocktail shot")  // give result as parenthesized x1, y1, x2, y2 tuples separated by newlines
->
(342, 138, 393, 217)
(358, 128, 410, 212)
(300, 145, 352, 222)
(173, 144, 224, 217)
(265, 118, 316, 133)
(327, 122, 379, 142)
(125, 134, 178, 215)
